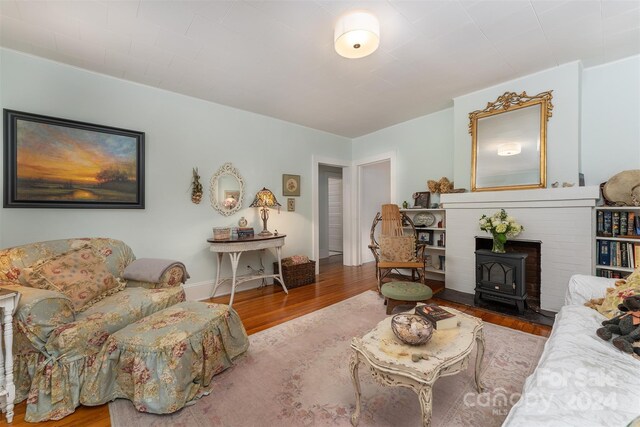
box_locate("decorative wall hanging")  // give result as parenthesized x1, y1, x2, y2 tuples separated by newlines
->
(3, 109, 144, 208)
(282, 174, 300, 196)
(190, 167, 203, 204)
(210, 162, 245, 216)
(287, 198, 295, 212)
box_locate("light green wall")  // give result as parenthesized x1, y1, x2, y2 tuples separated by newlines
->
(351, 108, 454, 205)
(453, 61, 582, 190)
(581, 55, 640, 185)
(1, 47, 638, 285)
(0, 48, 351, 285)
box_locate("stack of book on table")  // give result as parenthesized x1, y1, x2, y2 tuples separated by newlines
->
(415, 304, 459, 330)
(237, 227, 255, 238)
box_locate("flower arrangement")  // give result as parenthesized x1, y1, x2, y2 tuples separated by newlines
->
(479, 209, 523, 253)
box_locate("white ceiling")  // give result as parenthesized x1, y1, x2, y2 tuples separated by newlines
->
(1, 0, 639, 138)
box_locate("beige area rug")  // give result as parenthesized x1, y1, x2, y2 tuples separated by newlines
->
(109, 291, 547, 426)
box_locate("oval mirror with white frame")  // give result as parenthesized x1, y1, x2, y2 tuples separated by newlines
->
(210, 162, 245, 216)
(469, 91, 553, 192)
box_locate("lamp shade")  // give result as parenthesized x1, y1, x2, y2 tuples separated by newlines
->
(249, 187, 281, 208)
(334, 11, 380, 59)
(497, 143, 522, 156)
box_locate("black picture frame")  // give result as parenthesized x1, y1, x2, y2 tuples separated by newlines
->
(413, 191, 431, 208)
(4, 109, 144, 209)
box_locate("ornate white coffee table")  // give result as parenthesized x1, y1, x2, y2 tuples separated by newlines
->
(349, 307, 485, 427)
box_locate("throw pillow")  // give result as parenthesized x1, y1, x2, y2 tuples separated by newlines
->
(379, 235, 417, 262)
(21, 245, 125, 313)
(586, 272, 640, 319)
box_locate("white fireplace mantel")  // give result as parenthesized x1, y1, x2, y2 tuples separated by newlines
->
(440, 186, 600, 312)
(441, 186, 600, 209)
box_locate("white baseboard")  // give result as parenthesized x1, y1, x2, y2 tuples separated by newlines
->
(182, 279, 273, 301)
(183, 280, 216, 301)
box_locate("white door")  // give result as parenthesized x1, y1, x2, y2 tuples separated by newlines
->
(360, 160, 391, 264)
(328, 176, 343, 254)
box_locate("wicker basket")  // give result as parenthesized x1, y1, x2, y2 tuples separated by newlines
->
(212, 227, 231, 240)
(273, 260, 316, 289)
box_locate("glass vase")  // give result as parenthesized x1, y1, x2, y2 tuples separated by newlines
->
(492, 234, 506, 253)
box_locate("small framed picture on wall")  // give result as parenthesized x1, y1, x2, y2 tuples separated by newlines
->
(287, 198, 295, 212)
(283, 174, 300, 196)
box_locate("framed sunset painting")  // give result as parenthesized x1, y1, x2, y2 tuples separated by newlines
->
(3, 110, 144, 208)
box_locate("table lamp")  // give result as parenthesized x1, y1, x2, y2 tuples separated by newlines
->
(249, 187, 281, 236)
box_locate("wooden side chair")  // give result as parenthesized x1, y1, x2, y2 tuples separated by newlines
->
(368, 204, 427, 294)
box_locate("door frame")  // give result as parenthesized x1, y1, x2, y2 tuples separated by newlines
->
(312, 156, 352, 274)
(354, 151, 397, 265)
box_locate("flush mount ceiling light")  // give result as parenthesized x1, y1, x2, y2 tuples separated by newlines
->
(497, 143, 522, 156)
(334, 11, 380, 59)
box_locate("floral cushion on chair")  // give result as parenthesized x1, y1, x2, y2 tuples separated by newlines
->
(20, 245, 125, 313)
(379, 235, 417, 262)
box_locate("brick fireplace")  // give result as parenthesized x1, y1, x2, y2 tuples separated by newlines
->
(441, 186, 600, 312)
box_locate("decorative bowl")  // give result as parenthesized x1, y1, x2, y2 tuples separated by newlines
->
(391, 314, 433, 345)
(413, 212, 436, 227)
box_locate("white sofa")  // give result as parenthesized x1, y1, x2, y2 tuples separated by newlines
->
(504, 274, 640, 427)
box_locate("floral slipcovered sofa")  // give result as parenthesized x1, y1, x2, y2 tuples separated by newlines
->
(0, 237, 246, 422)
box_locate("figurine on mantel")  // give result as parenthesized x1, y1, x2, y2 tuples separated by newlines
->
(551, 182, 575, 188)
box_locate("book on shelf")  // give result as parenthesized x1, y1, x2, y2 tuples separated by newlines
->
(613, 212, 620, 236)
(603, 211, 613, 236)
(599, 240, 610, 266)
(635, 243, 640, 268)
(636, 214, 640, 235)
(628, 243, 635, 269)
(415, 304, 458, 329)
(620, 212, 628, 236)
(621, 242, 628, 268)
(629, 212, 636, 235)
(597, 211, 604, 235)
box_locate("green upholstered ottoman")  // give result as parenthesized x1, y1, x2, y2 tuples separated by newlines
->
(86, 301, 249, 414)
(380, 281, 433, 314)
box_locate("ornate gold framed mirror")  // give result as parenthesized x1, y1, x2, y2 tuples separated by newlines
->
(469, 91, 553, 192)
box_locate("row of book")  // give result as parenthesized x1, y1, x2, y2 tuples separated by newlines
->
(596, 269, 628, 279)
(597, 240, 640, 269)
(597, 210, 640, 237)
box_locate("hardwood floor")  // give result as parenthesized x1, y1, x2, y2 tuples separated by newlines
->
(10, 255, 550, 427)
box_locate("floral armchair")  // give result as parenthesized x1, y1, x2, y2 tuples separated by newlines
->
(0, 238, 187, 422)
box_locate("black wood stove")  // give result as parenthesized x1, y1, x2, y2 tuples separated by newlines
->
(475, 249, 528, 314)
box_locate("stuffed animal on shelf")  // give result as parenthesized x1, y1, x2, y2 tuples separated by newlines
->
(596, 294, 640, 357)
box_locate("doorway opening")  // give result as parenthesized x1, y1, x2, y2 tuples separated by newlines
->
(358, 159, 391, 264)
(318, 165, 344, 263)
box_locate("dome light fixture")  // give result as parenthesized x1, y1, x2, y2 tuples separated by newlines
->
(497, 143, 522, 156)
(334, 11, 380, 59)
